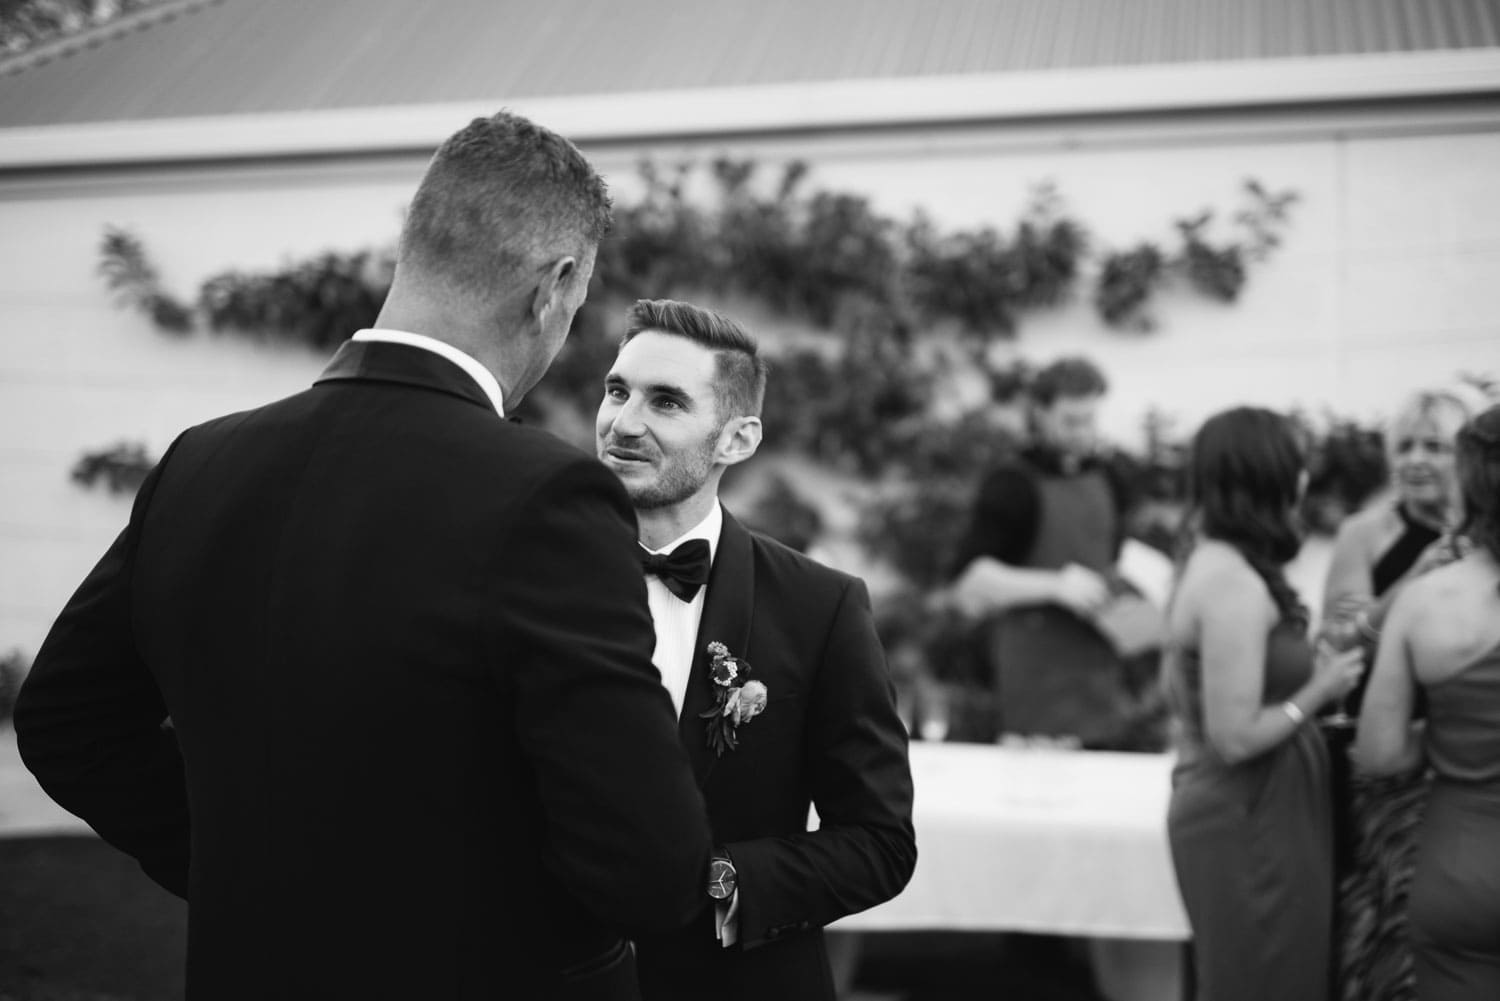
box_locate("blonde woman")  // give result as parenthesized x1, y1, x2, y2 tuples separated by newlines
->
(1323, 391, 1470, 1001)
(1358, 403, 1500, 1001)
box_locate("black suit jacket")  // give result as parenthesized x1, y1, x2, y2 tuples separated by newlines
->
(635, 512, 917, 1001)
(16, 340, 712, 1000)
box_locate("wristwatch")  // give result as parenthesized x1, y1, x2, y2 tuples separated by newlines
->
(707, 853, 737, 901)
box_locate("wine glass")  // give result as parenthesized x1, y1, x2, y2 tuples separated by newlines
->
(1316, 606, 1365, 730)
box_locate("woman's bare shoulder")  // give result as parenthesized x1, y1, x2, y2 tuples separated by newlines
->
(1391, 554, 1500, 681)
(1397, 557, 1469, 606)
(1179, 540, 1267, 603)
(1171, 541, 1277, 646)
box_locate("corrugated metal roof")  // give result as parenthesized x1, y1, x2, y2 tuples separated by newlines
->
(2, 0, 1498, 128)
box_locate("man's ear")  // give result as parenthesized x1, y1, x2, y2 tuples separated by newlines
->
(530, 256, 577, 332)
(717, 416, 763, 467)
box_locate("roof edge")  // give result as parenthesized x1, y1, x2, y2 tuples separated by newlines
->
(0, 0, 224, 80)
(3, 48, 1499, 170)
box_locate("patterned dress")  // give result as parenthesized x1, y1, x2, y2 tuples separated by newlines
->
(1336, 504, 1439, 1001)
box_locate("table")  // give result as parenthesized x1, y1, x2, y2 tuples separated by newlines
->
(829, 741, 1190, 1001)
(833, 741, 1188, 938)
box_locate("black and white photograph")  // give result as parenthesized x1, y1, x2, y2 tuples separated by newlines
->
(2, 2, 1498, 999)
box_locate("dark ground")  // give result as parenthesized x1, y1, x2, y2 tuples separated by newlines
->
(0, 836, 1106, 1001)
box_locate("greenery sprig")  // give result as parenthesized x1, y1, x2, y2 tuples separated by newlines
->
(1094, 181, 1300, 332)
(71, 440, 155, 494)
(0, 648, 26, 721)
(99, 228, 194, 333)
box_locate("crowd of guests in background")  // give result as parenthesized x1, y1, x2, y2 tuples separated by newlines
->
(1156, 392, 1498, 1001)
(929, 363, 1497, 1001)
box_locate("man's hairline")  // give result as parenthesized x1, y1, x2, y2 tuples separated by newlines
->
(1035, 389, 1106, 409)
(616, 327, 762, 425)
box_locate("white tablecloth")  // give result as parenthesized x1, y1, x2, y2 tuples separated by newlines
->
(832, 742, 1190, 941)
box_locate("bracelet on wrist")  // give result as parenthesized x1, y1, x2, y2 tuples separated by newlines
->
(1280, 700, 1306, 726)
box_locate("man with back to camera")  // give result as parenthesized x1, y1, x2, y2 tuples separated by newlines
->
(16, 113, 712, 1000)
(945, 356, 1159, 750)
(594, 298, 917, 1000)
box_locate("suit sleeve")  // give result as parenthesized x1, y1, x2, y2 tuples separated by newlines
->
(725, 577, 917, 948)
(14, 444, 190, 897)
(488, 458, 712, 936)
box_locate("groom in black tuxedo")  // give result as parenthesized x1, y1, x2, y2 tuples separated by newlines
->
(595, 299, 917, 1000)
(16, 114, 711, 1000)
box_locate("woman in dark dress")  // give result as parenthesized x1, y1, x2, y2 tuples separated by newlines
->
(1322, 391, 1470, 1001)
(1357, 403, 1500, 1001)
(1163, 407, 1363, 1001)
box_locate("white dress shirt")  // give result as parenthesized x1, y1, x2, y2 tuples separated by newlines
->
(640, 502, 738, 944)
(351, 328, 505, 417)
(643, 503, 723, 720)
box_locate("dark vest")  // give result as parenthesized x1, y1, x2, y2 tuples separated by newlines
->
(1023, 468, 1117, 573)
(990, 462, 1133, 747)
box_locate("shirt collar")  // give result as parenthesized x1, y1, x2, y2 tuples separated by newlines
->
(643, 502, 724, 565)
(351, 328, 505, 417)
(1022, 442, 1099, 477)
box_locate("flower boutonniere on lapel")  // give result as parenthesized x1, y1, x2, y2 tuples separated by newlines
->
(700, 641, 769, 756)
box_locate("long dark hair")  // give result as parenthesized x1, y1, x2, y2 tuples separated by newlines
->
(1185, 407, 1309, 629)
(1456, 403, 1500, 564)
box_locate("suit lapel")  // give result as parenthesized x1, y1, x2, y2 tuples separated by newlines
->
(679, 508, 756, 788)
(314, 339, 498, 415)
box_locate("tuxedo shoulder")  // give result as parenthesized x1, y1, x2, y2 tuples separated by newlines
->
(478, 419, 592, 465)
(476, 426, 622, 493)
(747, 529, 865, 598)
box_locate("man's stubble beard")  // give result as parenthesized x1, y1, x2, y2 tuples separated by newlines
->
(624, 426, 722, 512)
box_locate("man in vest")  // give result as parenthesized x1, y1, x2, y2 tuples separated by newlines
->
(946, 356, 1159, 750)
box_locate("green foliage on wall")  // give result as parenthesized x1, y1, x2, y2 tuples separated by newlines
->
(88, 160, 1338, 568)
(97, 160, 1298, 353)
(0, 648, 27, 721)
(71, 439, 154, 494)
(99, 228, 194, 333)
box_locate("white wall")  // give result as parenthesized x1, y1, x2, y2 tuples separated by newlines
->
(634, 119, 1500, 440)
(2, 112, 1497, 655)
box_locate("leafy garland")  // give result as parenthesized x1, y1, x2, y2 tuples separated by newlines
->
(99, 229, 193, 332)
(86, 160, 1389, 566)
(71, 439, 155, 494)
(1095, 181, 1299, 331)
(0, 648, 27, 721)
(97, 160, 1296, 349)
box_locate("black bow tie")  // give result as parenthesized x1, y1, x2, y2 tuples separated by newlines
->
(640, 539, 711, 602)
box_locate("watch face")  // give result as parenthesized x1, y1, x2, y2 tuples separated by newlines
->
(707, 859, 736, 900)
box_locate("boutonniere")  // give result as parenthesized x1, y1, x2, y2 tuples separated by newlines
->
(699, 641, 769, 756)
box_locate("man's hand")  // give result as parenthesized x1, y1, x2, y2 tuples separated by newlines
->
(941, 558, 1112, 619)
(1053, 563, 1110, 616)
(946, 558, 1010, 618)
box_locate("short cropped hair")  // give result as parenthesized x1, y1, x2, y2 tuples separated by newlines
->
(1031, 356, 1108, 408)
(397, 111, 612, 295)
(621, 299, 768, 420)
